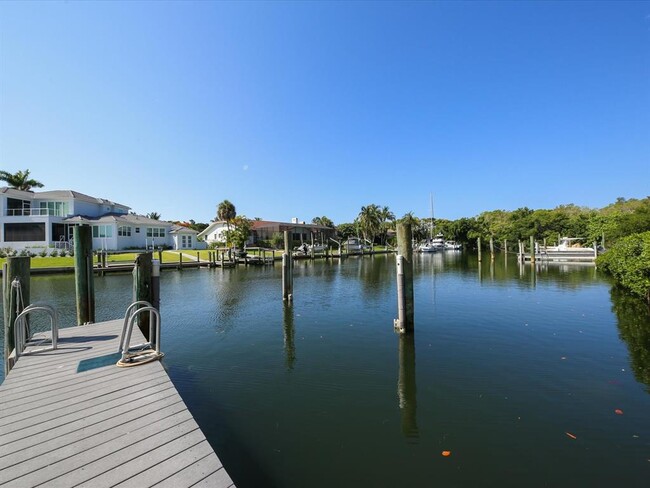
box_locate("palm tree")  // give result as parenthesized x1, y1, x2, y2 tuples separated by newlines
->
(312, 216, 334, 228)
(357, 204, 382, 244)
(147, 212, 161, 220)
(0, 169, 44, 191)
(217, 200, 237, 238)
(379, 206, 395, 245)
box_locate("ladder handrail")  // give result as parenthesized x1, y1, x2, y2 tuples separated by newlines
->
(14, 304, 59, 359)
(118, 301, 152, 353)
(119, 306, 161, 363)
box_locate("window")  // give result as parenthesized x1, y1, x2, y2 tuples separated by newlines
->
(39, 201, 70, 217)
(135, 227, 140, 233)
(92, 225, 113, 238)
(118, 226, 131, 237)
(146, 227, 166, 238)
(6, 198, 31, 216)
(180, 235, 193, 248)
(4, 223, 45, 242)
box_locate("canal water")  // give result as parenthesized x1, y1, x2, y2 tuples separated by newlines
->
(1, 253, 649, 487)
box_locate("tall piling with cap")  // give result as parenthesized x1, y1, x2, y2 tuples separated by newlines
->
(282, 230, 293, 301)
(3, 256, 31, 374)
(477, 237, 482, 263)
(394, 222, 414, 333)
(73, 225, 95, 326)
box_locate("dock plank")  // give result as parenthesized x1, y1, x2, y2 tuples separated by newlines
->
(0, 319, 234, 487)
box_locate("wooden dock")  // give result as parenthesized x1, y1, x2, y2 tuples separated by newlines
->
(0, 319, 234, 487)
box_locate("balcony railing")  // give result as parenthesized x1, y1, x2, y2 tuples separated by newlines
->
(4, 208, 66, 217)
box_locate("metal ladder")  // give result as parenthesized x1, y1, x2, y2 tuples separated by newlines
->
(118, 301, 162, 365)
(14, 304, 59, 359)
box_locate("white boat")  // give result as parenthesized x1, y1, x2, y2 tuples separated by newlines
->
(526, 237, 598, 262)
(444, 240, 462, 251)
(344, 237, 371, 253)
(294, 243, 328, 255)
(418, 233, 445, 252)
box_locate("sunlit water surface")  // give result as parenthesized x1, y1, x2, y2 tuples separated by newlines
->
(1, 253, 649, 487)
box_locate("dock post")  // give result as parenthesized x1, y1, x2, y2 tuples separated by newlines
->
(489, 236, 494, 260)
(197, 251, 201, 267)
(3, 256, 31, 374)
(394, 222, 414, 333)
(133, 252, 154, 339)
(178, 252, 183, 270)
(530, 236, 536, 263)
(282, 231, 293, 301)
(310, 233, 315, 259)
(158, 249, 163, 265)
(477, 237, 482, 263)
(152, 259, 160, 311)
(73, 225, 95, 326)
(504, 239, 508, 255)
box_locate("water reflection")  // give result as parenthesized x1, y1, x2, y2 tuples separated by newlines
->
(282, 303, 296, 370)
(397, 333, 418, 439)
(610, 287, 650, 392)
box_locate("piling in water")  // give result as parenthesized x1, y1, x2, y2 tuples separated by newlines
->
(282, 230, 293, 301)
(530, 235, 536, 263)
(3, 256, 31, 374)
(394, 222, 414, 333)
(73, 225, 95, 325)
(133, 252, 154, 339)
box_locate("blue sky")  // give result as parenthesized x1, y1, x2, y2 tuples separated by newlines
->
(1, 1, 648, 225)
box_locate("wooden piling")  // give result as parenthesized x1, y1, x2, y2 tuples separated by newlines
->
(394, 222, 414, 333)
(282, 231, 293, 301)
(489, 236, 494, 260)
(310, 233, 315, 259)
(477, 237, 482, 263)
(3, 256, 31, 374)
(73, 225, 95, 326)
(179, 252, 183, 269)
(530, 235, 536, 263)
(504, 239, 508, 254)
(133, 252, 153, 339)
(151, 259, 161, 311)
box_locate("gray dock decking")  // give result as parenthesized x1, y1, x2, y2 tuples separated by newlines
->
(0, 319, 234, 487)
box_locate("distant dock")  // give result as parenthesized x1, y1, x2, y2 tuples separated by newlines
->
(0, 319, 235, 487)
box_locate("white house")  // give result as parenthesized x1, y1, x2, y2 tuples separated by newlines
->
(196, 221, 229, 246)
(0, 187, 201, 251)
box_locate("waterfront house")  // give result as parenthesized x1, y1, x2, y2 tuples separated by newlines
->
(196, 218, 335, 248)
(0, 187, 200, 251)
(250, 219, 335, 246)
(196, 220, 229, 246)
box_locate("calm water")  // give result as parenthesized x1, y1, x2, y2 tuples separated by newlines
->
(1, 253, 649, 487)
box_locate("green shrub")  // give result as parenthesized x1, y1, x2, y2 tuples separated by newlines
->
(597, 231, 650, 303)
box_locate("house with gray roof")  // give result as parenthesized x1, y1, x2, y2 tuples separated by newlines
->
(0, 187, 201, 251)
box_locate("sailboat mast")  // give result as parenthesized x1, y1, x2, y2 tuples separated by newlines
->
(429, 193, 434, 240)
